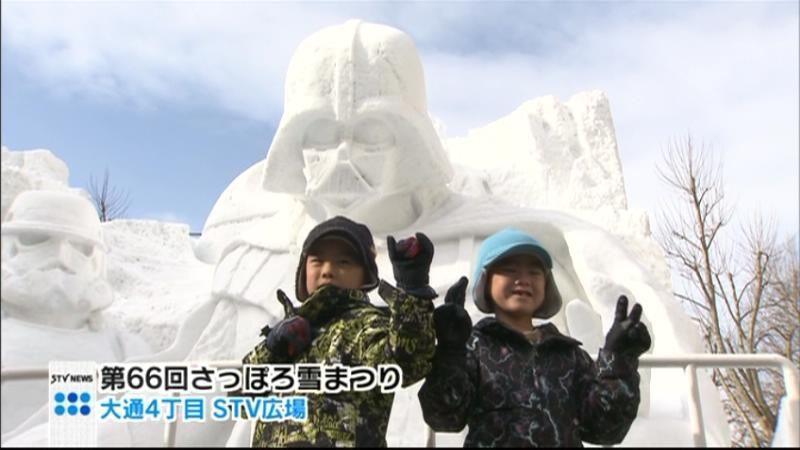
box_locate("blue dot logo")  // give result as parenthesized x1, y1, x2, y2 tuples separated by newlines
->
(53, 391, 92, 416)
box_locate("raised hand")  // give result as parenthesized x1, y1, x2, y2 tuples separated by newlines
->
(263, 289, 311, 360)
(603, 295, 651, 357)
(433, 276, 473, 349)
(265, 316, 311, 360)
(387, 232, 437, 300)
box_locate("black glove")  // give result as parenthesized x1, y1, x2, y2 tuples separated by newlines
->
(264, 289, 311, 360)
(387, 232, 437, 300)
(603, 295, 651, 357)
(260, 289, 300, 338)
(266, 316, 311, 361)
(434, 276, 473, 349)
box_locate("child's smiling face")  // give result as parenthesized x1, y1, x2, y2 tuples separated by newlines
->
(488, 253, 547, 319)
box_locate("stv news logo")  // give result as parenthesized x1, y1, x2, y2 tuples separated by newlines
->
(48, 362, 98, 447)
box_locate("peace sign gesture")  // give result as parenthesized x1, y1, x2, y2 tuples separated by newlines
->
(603, 295, 652, 357)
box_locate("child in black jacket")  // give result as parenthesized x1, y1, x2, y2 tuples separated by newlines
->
(419, 227, 651, 447)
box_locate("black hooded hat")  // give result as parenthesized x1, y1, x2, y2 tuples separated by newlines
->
(295, 216, 379, 301)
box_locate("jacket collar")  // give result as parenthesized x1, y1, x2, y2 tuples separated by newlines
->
(474, 317, 582, 349)
(294, 284, 372, 327)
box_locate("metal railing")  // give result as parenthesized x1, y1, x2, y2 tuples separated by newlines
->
(638, 354, 799, 447)
(3, 354, 798, 447)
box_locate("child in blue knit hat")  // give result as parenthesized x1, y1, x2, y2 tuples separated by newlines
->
(419, 227, 651, 447)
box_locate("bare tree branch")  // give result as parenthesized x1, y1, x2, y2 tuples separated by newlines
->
(87, 169, 131, 222)
(655, 134, 797, 446)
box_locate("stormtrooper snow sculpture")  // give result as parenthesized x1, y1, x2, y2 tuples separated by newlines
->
(1, 190, 151, 438)
(173, 20, 728, 446)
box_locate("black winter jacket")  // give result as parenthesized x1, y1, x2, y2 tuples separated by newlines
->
(418, 318, 641, 447)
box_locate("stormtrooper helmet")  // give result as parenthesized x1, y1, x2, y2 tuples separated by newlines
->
(1, 190, 111, 327)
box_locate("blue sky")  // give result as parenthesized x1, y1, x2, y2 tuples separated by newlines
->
(2, 0, 798, 241)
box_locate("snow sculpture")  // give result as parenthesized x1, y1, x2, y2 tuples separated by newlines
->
(446, 90, 629, 213)
(176, 20, 456, 365)
(1, 146, 74, 224)
(1, 190, 151, 439)
(178, 20, 731, 446)
(0, 19, 710, 447)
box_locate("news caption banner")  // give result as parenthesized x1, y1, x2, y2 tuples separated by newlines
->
(49, 361, 403, 446)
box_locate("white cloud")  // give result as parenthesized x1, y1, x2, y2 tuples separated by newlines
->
(1, 1, 360, 118)
(2, 1, 797, 238)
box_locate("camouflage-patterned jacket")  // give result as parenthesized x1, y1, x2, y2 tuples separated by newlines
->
(243, 281, 435, 447)
(418, 318, 640, 447)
